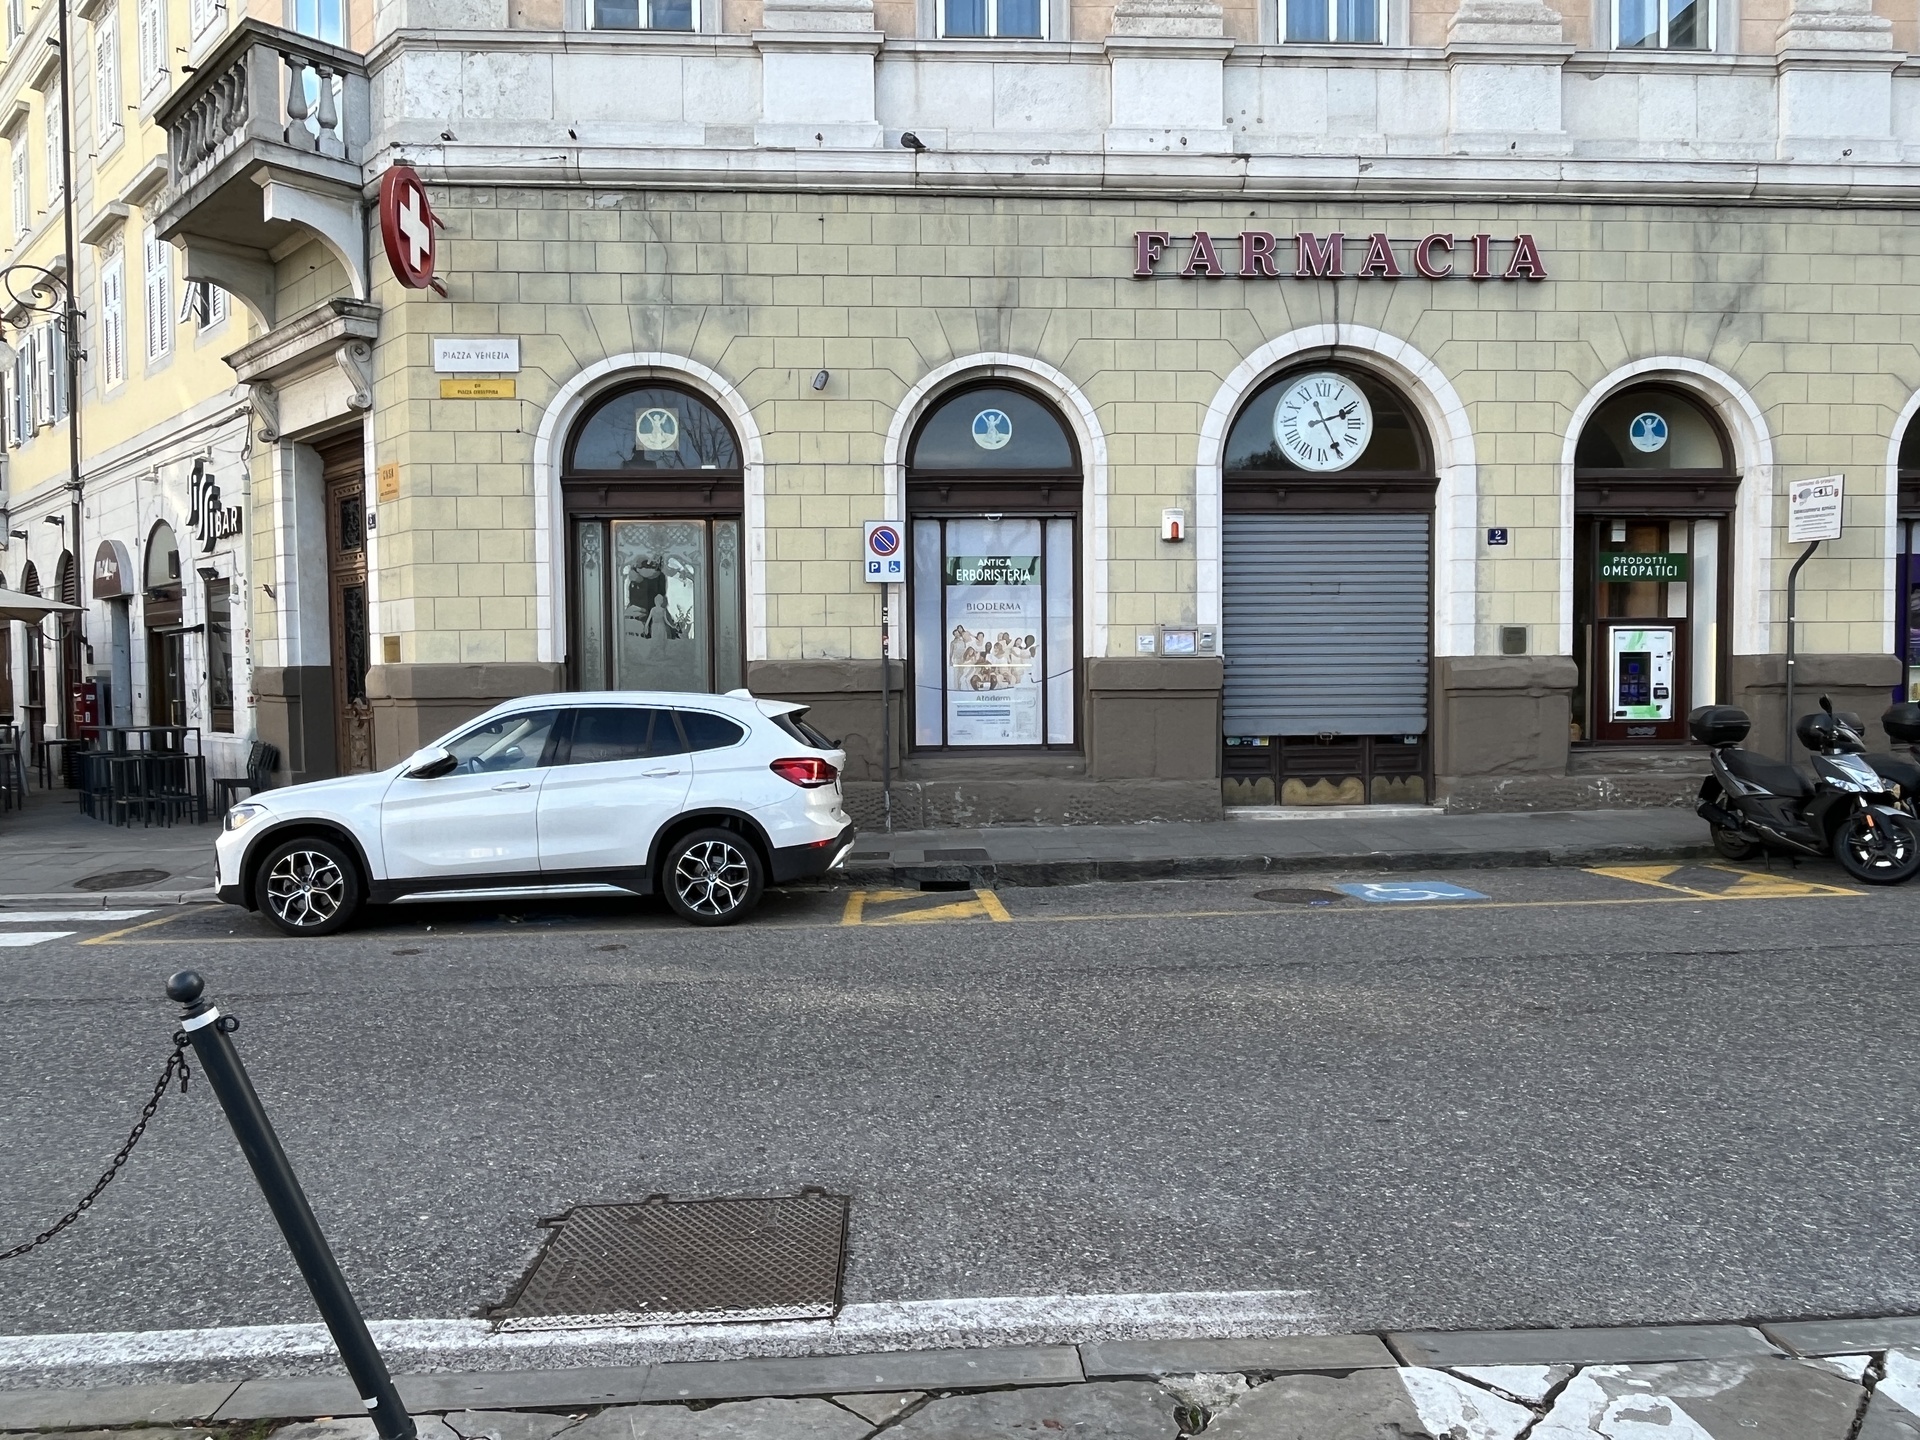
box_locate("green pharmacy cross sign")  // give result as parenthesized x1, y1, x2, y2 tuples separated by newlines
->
(1599, 552, 1689, 583)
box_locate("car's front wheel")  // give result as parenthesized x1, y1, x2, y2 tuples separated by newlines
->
(661, 827, 764, 926)
(256, 836, 365, 937)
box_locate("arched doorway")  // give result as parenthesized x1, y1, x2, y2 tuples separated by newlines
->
(1572, 383, 1736, 744)
(1220, 363, 1437, 806)
(905, 383, 1080, 749)
(17, 561, 43, 740)
(53, 551, 81, 738)
(145, 523, 187, 727)
(1895, 415, 1920, 703)
(564, 380, 745, 693)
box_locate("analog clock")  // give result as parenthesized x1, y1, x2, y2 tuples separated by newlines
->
(1271, 372, 1374, 472)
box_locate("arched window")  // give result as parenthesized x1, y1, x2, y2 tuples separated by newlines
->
(1572, 383, 1738, 746)
(564, 381, 744, 693)
(18, 561, 38, 595)
(16, 560, 41, 720)
(906, 384, 1080, 750)
(1220, 363, 1436, 808)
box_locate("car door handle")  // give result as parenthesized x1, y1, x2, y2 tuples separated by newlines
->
(491, 780, 532, 791)
(643, 767, 681, 777)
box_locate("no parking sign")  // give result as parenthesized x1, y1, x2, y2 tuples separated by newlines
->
(863, 521, 906, 583)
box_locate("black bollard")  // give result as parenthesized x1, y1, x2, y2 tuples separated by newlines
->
(167, 970, 417, 1440)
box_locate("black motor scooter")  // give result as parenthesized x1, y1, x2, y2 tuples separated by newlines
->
(1859, 703, 1920, 811)
(1693, 697, 1920, 884)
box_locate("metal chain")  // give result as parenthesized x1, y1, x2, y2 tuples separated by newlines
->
(0, 1039, 192, 1262)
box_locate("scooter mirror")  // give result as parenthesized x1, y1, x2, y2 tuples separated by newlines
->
(1821, 694, 1835, 716)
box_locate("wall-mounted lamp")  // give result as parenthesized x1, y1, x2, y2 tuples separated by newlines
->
(6, 529, 23, 540)
(42, 514, 62, 527)
(196, 567, 220, 581)
(811, 370, 829, 391)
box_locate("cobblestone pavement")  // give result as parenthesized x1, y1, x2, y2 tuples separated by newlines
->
(11, 1339, 1920, 1438)
(17, 1317, 1920, 1438)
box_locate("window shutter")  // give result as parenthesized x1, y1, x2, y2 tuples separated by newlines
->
(43, 83, 60, 198)
(101, 246, 125, 387)
(143, 228, 171, 361)
(9, 142, 24, 235)
(137, 0, 162, 90)
(208, 283, 227, 324)
(2, 365, 15, 448)
(29, 327, 48, 428)
(50, 324, 66, 420)
(94, 9, 118, 139)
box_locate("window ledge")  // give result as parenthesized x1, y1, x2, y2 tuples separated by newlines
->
(883, 35, 1098, 53)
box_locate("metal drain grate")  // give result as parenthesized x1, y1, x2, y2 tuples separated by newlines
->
(1254, 887, 1348, 905)
(490, 1189, 850, 1331)
(923, 848, 992, 862)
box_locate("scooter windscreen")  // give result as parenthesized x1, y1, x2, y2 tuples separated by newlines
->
(1818, 753, 1885, 792)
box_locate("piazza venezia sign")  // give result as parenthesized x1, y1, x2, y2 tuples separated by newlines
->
(1133, 230, 1549, 281)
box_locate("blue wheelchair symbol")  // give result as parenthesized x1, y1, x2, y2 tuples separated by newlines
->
(1334, 881, 1489, 903)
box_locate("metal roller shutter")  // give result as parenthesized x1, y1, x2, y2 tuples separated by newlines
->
(1222, 512, 1431, 736)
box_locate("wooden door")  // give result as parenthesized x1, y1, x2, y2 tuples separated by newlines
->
(319, 435, 373, 774)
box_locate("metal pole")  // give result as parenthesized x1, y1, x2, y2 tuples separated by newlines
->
(880, 583, 893, 835)
(165, 971, 416, 1440)
(1785, 539, 1820, 750)
(55, 0, 83, 710)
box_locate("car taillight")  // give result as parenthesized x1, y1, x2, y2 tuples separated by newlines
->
(771, 757, 837, 788)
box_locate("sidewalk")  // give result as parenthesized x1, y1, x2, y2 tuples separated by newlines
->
(3, 1314, 1915, 1438)
(0, 789, 216, 903)
(0, 789, 1714, 905)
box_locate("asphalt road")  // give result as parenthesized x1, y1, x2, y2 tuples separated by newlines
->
(4, 857, 1917, 1362)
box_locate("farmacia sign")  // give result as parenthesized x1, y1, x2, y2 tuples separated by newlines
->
(1133, 231, 1548, 281)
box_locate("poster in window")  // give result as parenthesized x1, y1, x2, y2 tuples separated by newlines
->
(944, 553, 1043, 745)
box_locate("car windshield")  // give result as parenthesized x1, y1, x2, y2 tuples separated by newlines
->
(445, 711, 559, 773)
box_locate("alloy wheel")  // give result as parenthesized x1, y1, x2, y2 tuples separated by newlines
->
(673, 839, 752, 917)
(264, 849, 347, 929)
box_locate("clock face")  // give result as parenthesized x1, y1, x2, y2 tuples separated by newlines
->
(1271, 372, 1375, 472)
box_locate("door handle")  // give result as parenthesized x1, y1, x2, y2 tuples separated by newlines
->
(491, 779, 532, 791)
(643, 767, 681, 777)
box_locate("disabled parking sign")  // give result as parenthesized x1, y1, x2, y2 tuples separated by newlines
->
(863, 521, 906, 583)
(1335, 881, 1489, 903)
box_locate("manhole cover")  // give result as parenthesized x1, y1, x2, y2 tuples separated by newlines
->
(923, 848, 991, 862)
(491, 1189, 849, 1331)
(1254, 887, 1347, 906)
(73, 868, 170, 891)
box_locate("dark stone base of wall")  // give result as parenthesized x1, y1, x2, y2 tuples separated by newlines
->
(1444, 773, 1701, 813)
(252, 665, 336, 787)
(752, 654, 1224, 827)
(1729, 652, 1901, 757)
(845, 777, 1222, 830)
(366, 662, 565, 771)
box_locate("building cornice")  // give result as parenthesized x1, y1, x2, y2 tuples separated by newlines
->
(387, 145, 1920, 209)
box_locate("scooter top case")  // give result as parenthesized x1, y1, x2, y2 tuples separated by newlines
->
(1868, 703, 1920, 797)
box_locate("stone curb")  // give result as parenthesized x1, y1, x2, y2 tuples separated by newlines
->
(842, 839, 1716, 890)
(0, 1317, 1873, 1430)
(0, 890, 215, 908)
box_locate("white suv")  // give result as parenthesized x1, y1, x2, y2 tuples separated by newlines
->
(215, 691, 856, 936)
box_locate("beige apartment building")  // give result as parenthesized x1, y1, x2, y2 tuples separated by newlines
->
(145, 0, 1920, 822)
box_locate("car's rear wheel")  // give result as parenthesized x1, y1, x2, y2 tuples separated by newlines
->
(256, 836, 364, 936)
(662, 827, 764, 926)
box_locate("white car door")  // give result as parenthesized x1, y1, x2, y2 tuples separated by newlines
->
(380, 709, 561, 881)
(536, 706, 693, 878)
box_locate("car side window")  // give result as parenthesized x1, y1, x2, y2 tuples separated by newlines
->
(445, 710, 562, 774)
(676, 710, 747, 752)
(564, 707, 675, 765)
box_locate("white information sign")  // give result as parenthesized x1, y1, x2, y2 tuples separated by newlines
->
(862, 520, 906, 583)
(432, 337, 522, 374)
(1788, 474, 1844, 544)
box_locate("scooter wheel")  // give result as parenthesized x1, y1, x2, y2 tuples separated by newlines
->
(1831, 810, 1920, 885)
(1711, 828, 1759, 862)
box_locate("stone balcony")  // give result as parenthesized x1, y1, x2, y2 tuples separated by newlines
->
(151, 20, 372, 326)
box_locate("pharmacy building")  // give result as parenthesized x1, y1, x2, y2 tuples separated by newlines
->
(151, 0, 1920, 824)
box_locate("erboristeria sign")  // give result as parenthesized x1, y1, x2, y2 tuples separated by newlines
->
(1133, 231, 1548, 281)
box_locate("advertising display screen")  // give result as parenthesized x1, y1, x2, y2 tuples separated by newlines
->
(1608, 625, 1677, 722)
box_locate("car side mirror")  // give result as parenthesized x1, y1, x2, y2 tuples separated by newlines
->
(404, 745, 456, 779)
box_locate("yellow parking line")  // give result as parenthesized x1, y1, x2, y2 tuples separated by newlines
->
(79, 909, 200, 946)
(82, 884, 1865, 945)
(977, 888, 1012, 922)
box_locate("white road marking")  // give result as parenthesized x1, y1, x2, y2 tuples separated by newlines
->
(1879, 1350, 1920, 1417)
(0, 931, 75, 947)
(0, 910, 150, 923)
(0, 1289, 1323, 1373)
(1400, 1368, 1531, 1440)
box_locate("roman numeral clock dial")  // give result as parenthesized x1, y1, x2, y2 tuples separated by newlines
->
(1273, 372, 1374, 472)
